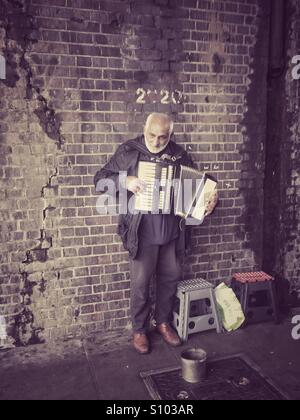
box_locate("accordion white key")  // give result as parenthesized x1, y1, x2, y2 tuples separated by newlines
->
(134, 161, 218, 220)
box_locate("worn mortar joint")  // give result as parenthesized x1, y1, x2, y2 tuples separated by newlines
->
(70, 16, 84, 24)
(19, 271, 36, 305)
(41, 168, 59, 198)
(22, 230, 53, 265)
(74, 308, 80, 322)
(110, 12, 125, 29)
(34, 98, 65, 149)
(43, 205, 57, 221)
(38, 273, 47, 295)
(11, 270, 45, 347)
(212, 53, 224, 74)
(12, 307, 44, 347)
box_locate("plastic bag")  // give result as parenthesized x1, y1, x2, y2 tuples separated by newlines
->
(215, 283, 245, 332)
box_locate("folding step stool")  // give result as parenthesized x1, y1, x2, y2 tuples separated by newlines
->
(231, 271, 279, 325)
(173, 278, 222, 342)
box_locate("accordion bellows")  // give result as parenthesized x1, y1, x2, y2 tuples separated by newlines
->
(135, 161, 218, 221)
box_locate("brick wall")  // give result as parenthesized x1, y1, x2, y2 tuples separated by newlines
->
(0, 0, 275, 345)
(282, 0, 300, 292)
(262, 0, 300, 301)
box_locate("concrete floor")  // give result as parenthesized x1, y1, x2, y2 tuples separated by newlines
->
(0, 317, 299, 400)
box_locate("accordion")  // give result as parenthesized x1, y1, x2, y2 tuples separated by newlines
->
(134, 160, 218, 221)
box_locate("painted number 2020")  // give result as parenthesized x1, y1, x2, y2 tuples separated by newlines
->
(136, 88, 184, 105)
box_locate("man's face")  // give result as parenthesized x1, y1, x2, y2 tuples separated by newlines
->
(144, 120, 171, 154)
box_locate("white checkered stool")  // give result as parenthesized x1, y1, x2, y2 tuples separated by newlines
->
(173, 278, 222, 342)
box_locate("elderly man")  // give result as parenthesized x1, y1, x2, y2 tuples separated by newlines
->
(94, 113, 218, 355)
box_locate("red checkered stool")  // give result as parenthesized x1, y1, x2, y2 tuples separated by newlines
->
(231, 272, 279, 325)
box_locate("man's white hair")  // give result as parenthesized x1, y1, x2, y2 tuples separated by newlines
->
(144, 113, 174, 136)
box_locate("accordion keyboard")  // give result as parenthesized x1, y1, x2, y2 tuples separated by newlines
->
(135, 161, 174, 214)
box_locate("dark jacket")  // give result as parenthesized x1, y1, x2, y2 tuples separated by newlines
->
(94, 136, 195, 260)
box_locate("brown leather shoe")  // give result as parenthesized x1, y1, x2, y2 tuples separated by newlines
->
(156, 323, 182, 347)
(133, 333, 150, 355)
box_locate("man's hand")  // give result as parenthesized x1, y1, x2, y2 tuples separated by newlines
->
(205, 190, 219, 217)
(126, 176, 147, 194)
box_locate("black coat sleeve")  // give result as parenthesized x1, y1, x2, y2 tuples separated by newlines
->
(94, 145, 129, 194)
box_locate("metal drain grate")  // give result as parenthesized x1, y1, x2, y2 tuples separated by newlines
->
(140, 354, 289, 401)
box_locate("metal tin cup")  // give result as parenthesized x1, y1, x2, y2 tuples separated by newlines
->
(181, 348, 207, 384)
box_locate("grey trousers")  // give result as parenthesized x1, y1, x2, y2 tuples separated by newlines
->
(130, 240, 182, 333)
